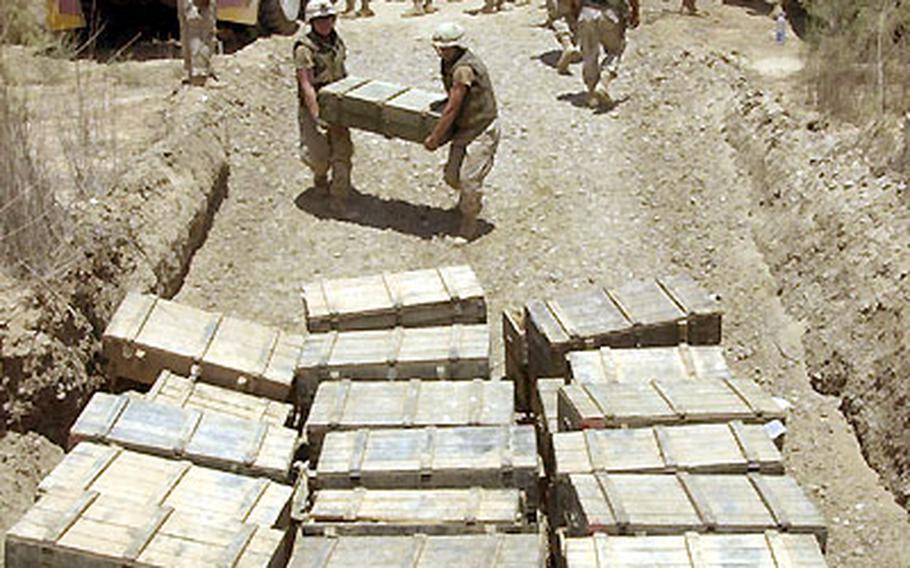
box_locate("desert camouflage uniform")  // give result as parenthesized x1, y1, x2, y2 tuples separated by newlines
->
(341, 0, 375, 19)
(294, 30, 354, 197)
(178, 0, 216, 86)
(441, 49, 500, 223)
(577, 0, 630, 104)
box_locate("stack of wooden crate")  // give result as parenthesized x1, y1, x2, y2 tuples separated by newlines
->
(6, 364, 301, 566)
(289, 265, 548, 565)
(505, 276, 830, 568)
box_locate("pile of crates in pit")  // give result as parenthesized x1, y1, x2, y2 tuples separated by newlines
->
(4, 265, 546, 567)
(505, 275, 830, 567)
(5, 294, 305, 567)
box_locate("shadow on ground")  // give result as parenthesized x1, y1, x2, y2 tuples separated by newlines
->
(294, 187, 495, 241)
(557, 91, 629, 114)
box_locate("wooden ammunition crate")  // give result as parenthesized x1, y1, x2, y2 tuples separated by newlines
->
(39, 442, 292, 528)
(305, 379, 514, 461)
(312, 426, 540, 508)
(148, 370, 294, 427)
(557, 378, 785, 430)
(318, 75, 370, 125)
(503, 306, 532, 411)
(295, 488, 528, 535)
(534, 378, 565, 476)
(318, 77, 445, 143)
(69, 392, 298, 482)
(383, 88, 446, 143)
(102, 292, 301, 401)
(558, 472, 826, 546)
(553, 422, 784, 478)
(301, 265, 485, 333)
(525, 276, 721, 378)
(295, 324, 490, 405)
(288, 532, 547, 567)
(559, 532, 828, 568)
(5, 490, 290, 567)
(567, 345, 731, 385)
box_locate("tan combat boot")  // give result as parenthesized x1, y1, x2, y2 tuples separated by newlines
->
(314, 174, 329, 194)
(358, 0, 376, 17)
(402, 0, 426, 17)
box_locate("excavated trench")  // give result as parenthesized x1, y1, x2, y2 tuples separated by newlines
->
(0, 86, 230, 445)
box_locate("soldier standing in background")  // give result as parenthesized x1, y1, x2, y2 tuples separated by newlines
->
(681, 0, 696, 14)
(294, 0, 354, 211)
(402, 0, 438, 18)
(423, 23, 500, 240)
(341, 0, 376, 19)
(177, 0, 216, 86)
(570, 0, 640, 109)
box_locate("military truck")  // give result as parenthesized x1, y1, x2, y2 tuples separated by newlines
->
(46, 0, 300, 34)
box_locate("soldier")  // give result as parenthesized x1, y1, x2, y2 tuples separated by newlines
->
(549, 0, 582, 75)
(681, 0, 696, 14)
(341, 0, 375, 19)
(402, 0, 438, 17)
(571, 0, 640, 108)
(294, 0, 354, 210)
(177, 0, 216, 86)
(423, 23, 500, 239)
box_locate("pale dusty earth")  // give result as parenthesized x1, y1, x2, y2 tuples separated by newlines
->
(1, 0, 909, 566)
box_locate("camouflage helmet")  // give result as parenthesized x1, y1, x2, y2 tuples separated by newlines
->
(306, 0, 337, 23)
(432, 22, 466, 49)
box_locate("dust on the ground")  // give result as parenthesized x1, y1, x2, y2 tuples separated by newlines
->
(1, 0, 908, 566)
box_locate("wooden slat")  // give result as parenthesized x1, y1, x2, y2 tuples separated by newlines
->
(558, 379, 785, 430)
(526, 277, 721, 378)
(199, 315, 279, 392)
(69, 393, 297, 481)
(567, 345, 732, 386)
(560, 532, 828, 568)
(560, 473, 825, 543)
(307, 380, 514, 460)
(299, 488, 526, 536)
(553, 424, 783, 477)
(39, 442, 291, 528)
(301, 265, 485, 332)
(296, 324, 490, 404)
(315, 426, 539, 508)
(147, 370, 293, 426)
(5, 490, 290, 568)
(288, 533, 546, 567)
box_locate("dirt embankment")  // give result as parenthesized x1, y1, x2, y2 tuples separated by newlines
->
(726, 90, 910, 509)
(1, 62, 231, 444)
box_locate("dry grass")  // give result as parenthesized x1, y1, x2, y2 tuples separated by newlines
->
(0, 63, 70, 278)
(806, 0, 910, 120)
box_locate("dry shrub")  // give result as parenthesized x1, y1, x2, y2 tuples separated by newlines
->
(0, 65, 70, 278)
(806, 0, 910, 120)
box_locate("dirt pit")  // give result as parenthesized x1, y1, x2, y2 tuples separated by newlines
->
(1, 0, 909, 566)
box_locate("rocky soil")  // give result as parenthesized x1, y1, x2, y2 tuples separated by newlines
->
(0, 0, 908, 566)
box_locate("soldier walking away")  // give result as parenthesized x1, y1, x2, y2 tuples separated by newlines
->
(341, 0, 376, 19)
(177, 0, 216, 86)
(681, 0, 696, 15)
(294, 0, 354, 212)
(423, 23, 500, 240)
(571, 0, 640, 109)
(549, 0, 582, 74)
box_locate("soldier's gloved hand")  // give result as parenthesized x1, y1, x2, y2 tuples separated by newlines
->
(629, 11, 641, 28)
(315, 117, 331, 134)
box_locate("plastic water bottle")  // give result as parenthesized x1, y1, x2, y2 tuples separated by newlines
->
(775, 12, 787, 44)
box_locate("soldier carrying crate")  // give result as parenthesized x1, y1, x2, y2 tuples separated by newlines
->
(295, 0, 355, 212)
(423, 23, 501, 240)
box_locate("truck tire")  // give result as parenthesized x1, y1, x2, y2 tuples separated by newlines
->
(259, 0, 300, 35)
